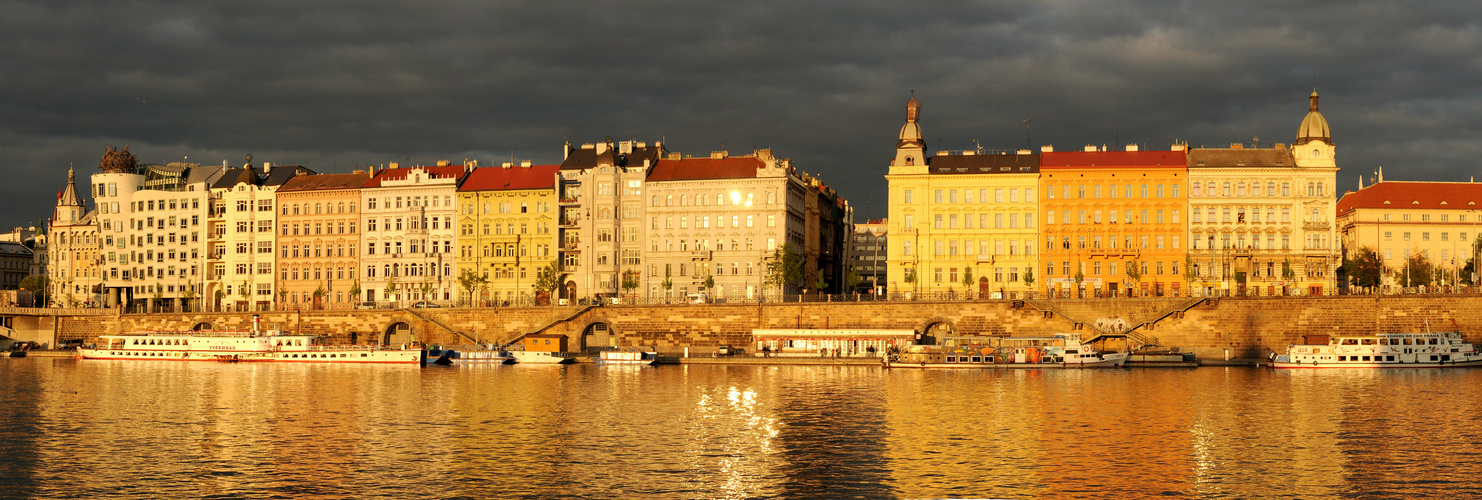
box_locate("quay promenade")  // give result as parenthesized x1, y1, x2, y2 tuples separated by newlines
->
(8, 294, 1480, 362)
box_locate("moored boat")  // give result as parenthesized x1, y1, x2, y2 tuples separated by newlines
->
(75, 316, 423, 365)
(594, 346, 658, 366)
(883, 334, 1128, 369)
(509, 350, 574, 364)
(1268, 331, 1482, 368)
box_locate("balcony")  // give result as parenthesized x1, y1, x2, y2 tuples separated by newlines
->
(690, 251, 712, 260)
(561, 240, 582, 251)
(559, 218, 580, 227)
(1303, 220, 1330, 231)
(559, 197, 581, 205)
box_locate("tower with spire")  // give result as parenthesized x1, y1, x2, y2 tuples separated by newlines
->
(54, 165, 86, 224)
(889, 94, 928, 175)
(1294, 89, 1335, 170)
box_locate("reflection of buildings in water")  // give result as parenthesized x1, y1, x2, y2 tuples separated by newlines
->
(1220, 370, 1348, 497)
(769, 366, 891, 498)
(881, 369, 1052, 497)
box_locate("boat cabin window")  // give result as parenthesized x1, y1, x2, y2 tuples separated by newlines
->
(1429, 339, 1439, 345)
(1360, 339, 1375, 346)
(1341, 339, 1358, 345)
(1404, 339, 1413, 345)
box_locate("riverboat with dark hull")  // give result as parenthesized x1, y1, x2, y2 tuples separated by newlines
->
(884, 334, 1128, 369)
(75, 321, 424, 365)
(1268, 331, 1482, 369)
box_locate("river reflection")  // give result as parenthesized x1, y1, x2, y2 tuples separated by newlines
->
(2, 359, 1481, 499)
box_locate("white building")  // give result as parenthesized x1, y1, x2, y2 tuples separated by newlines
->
(360, 163, 469, 305)
(206, 157, 313, 311)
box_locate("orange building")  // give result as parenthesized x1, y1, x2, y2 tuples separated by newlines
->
(275, 172, 370, 309)
(523, 334, 568, 352)
(1039, 147, 1188, 297)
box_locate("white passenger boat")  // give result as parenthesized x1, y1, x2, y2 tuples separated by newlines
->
(451, 350, 515, 364)
(594, 347, 658, 366)
(509, 350, 574, 364)
(1268, 331, 1482, 368)
(883, 334, 1128, 369)
(76, 329, 424, 365)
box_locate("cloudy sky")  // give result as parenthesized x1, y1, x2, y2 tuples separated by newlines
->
(4, 0, 1480, 230)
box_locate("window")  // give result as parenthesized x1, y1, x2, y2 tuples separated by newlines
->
(902, 190, 913, 204)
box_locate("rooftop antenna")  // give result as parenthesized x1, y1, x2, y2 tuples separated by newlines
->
(972, 139, 983, 154)
(1022, 119, 1032, 148)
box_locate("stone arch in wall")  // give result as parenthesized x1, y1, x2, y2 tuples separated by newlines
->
(191, 322, 212, 331)
(577, 318, 618, 352)
(383, 321, 413, 345)
(915, 316, 957, 346)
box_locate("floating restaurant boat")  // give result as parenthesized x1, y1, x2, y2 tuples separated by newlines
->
(594, 346, 658, 366)
(1267, 330, 1482, 368)
(75, 316, 424, 365)
(883, 334, 1128, 369)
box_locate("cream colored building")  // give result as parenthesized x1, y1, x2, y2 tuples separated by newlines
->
(47, 167, 101, 306)
(557, 140, 665, 302)
(206, 159, 311, 311)
(361, 163, 468, 305)
(1336, 177, 1482, 288)
(1187, 91, 1340, 296)
(885, 96, 1041, 298)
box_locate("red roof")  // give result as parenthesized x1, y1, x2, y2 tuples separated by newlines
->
(1040, 150, 1187, 168)
(458, 164, 560, 191)
(278, 172, 371, 192)
(647, 157, 764, 181)
(1336, 181, 1482, 217)
(364, 165, 470, 188)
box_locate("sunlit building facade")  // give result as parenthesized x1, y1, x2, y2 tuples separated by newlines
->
(276, 172, 368, 308)
(1336, 178, 1482, 288)
(455, 161, 559, 305)
(360, 163, 469, 305)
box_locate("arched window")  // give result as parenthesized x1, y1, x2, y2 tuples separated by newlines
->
(338, 202, 345, 213)
(665, 195, 672, 206)
(315, 203, 322, 214)
(680, 195, 688, 206)
(293, 205, 300, 215)
(651, 195, 658, 206)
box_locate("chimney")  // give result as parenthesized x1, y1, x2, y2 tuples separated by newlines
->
(437, 160, 451, 166)
(501, 162, 513, 169)
(1084, 145, 1099, 152)
(389, 162, 400, 169)
(1041, 145, 1054, 153)
(1230, 143, 1244, 149)
(1171, 144, 1186, 152)
(262, 162, 271, 174)
(520, 160, 532, 168)
(1125, 144, 1139, 152)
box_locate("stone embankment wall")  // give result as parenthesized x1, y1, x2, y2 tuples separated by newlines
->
(52, 295, 1482, 359)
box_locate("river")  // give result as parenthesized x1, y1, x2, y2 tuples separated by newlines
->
(2, 358, 1479, 499)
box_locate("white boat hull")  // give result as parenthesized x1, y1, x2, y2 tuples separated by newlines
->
(885, 352, 1127, 369)
(510, 351, 573, 364)
(76, 347, 423, 364)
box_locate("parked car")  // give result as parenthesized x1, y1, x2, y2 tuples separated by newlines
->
(355, 301, 378, 310)
(410, 301, 441, 308)
(715, 345, 745, 357)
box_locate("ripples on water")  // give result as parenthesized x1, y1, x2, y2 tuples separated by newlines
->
(2, 359, 1481, 499)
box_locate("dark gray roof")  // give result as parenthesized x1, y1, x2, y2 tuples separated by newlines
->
(1187, 148, 1292, 168)
(560, 144, 665, 171)
(926, 153, 1040, 174)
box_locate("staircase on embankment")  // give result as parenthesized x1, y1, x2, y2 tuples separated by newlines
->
(1022, 297, 1209, 347)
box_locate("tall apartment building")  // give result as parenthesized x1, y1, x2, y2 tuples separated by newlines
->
(643, 149, 822, 301)
(47, 166, 101, 306)
(885, 96, 1041, 298)
(360, 163, 469, 305)
(558, 139, 665, 302)
(276, 172, 368, 308)
(205, 158, 312, 311)
(455, 161, 559, 306)
(1040, 147, 1188, 297)
(93, 147, 224, 310)
(1336, 176, 1482, 288)
(851, 219, 887, 295)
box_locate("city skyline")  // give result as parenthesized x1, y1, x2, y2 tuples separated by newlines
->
(6, 1, 1482, 232)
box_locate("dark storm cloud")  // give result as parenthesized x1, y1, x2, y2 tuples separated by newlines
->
(3, 0, 1481, 227)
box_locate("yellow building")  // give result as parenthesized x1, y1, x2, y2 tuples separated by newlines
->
(1336, 176, 1482, 290)
(884, 96, 1041, 298)
(1040, 146, 1189, 297)
(455, 162, 559, 306)
(275, 172, 368, 309)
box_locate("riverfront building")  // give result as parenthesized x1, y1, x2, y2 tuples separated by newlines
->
(884, 96, 1041, 298)
(1186, 91, 1341, 296)
(92, 149, 225, 310)
(275, 172, 368, 308)
(1336, 177, 1482, 287)
(205, 159, 312, 311)
(361, 163, 469, 306)
(455, 161, 560, 305)
(48, 166, 101, 306)
(1040, 147, 1188, 297)
(557, 140, 665, 302)
(644, 149, 823, 301)
(851, 219, 887, 295)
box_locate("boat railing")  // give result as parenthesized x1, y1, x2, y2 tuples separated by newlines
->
(301, 344, 410, 352)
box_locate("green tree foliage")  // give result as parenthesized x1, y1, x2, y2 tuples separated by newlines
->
(1022, 268, 1035, 288)
(961, 266, 974, 288)
(764, 243, 802, 293)
(534, 261, 563, 293)
(457, 270, 486, 299)
(1343, 246, 1384, 289)
(1399, 252, 1435, 287)
(18, 275, 47, 303)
